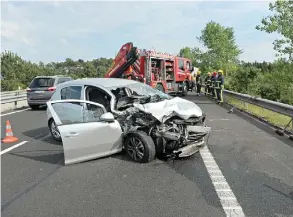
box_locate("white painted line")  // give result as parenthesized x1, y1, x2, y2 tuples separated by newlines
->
(208, 119, 230, 122)
(203, 160, 215, 163)
(206, 166, 219, 169)
(223, 207, 243, 210)
(1, 108, 30, 117)
(213, 182, 228, 185)
(220, 197, 237, 200)
(200, 146, 246, 217)
(0, 141, 28, 155)
(216, 189, 232, 192)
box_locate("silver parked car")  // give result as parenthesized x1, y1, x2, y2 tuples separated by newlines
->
(27, 75, 73, 109)
(46, 78, 211, 165)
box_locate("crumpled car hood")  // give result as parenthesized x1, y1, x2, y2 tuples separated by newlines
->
(133, 97, 203, 122)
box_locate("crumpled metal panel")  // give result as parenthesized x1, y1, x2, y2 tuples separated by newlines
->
(132, 97, 203, 123)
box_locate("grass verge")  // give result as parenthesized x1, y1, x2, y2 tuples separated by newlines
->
(224, 96, 292, 131)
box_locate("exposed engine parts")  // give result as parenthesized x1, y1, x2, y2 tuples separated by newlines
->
(113, 95, 208, 159)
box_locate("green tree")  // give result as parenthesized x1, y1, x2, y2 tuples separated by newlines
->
(256, 0, 293, 61)
(198, 21, 242, 76)
(179, 47, 203, 67)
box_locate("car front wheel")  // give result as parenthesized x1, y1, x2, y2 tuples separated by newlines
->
(49, 119, 62, 142)
(124, 131, 156, 163)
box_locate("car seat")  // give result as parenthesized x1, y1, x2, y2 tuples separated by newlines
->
(89, 89, 110, 112)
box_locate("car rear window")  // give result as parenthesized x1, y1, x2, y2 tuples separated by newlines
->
(29, 78, 55, 88)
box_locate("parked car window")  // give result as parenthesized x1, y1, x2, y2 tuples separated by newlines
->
(29, 77, 55, 88)
(61, 86, 82, 100)
(51, 102, 105, 125)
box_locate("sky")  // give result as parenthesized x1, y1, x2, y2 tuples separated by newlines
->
(1, 0, 280, 64)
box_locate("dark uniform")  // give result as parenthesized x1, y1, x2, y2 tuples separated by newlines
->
(215, 71, 224, 103)
(204, 74, 212, 95)
(211, 73, 217, 98)
(196, 74, 202, 95)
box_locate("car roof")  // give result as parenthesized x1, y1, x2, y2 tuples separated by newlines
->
(34, 75, 71, 79)
(58, 78, 138, 88)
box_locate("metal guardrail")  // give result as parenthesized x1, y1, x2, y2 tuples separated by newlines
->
(1, 90, 27, 105)
(200, 84, 293, 138)
(200, 84, 293, 117)
(224, 90, 293, 118)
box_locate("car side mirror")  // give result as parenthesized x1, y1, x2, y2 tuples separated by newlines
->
(100, 112, 115, 122)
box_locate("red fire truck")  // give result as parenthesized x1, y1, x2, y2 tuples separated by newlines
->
(104, 42, 195, 96)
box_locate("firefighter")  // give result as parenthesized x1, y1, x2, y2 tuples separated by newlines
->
(196, 70, 202, 95)
(190, 67, 198, 92)
(211, 71, 217, 98)
(204, 72, 212, 95)
(215, 69, 224, 104)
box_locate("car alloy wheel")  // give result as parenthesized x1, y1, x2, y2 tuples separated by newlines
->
(49, 119, 61, 141)
(127, 137, 145, 161)
(125, 131, 156, 163)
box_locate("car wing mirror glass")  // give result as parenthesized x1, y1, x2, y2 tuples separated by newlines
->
(100, 112, 115, 122)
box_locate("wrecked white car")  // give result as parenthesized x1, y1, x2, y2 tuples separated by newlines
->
(46, 78, 211, 165)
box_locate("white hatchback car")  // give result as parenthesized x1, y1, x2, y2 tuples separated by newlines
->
(47, 78, 211, 165)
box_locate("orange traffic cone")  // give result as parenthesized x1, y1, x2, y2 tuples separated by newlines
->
(1, 120, 18, 143)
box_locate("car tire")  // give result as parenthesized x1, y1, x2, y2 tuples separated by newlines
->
(49, 119, 62, 142)
(124, 131, 156, 163)
(29, 105, 39, 110)
(156, 84, 165, 93)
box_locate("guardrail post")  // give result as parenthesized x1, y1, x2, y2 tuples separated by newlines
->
(244, 102, 248, 111)
(14, 90, 18, 110)
(276, 117, 293, 137)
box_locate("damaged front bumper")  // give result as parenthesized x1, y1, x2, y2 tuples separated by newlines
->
(173, 140, 204, 157)
(173, 125, 211, 158)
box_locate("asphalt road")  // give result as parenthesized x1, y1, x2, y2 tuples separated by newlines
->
(1, 95, 293, 217)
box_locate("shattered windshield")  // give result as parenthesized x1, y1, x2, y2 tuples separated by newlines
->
(125, 82, 171, 100)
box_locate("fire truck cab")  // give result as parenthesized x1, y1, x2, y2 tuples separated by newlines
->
(104, 42, 195, 96)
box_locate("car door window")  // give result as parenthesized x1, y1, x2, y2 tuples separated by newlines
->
(51, 101, 105, 125)
(61, 86, 82, 100)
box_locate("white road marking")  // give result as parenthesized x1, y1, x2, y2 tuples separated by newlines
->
(0, 108, 30, 117)
(0, 141, 28, 155)
(208, 119, 230, 122)
(200, 145, 246, 217)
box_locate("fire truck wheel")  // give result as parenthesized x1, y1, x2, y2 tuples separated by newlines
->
(181, 82, 188, 96)
(156, 84, 165, 93)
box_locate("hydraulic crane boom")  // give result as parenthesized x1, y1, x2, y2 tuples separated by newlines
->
(104, 42, 140, 79)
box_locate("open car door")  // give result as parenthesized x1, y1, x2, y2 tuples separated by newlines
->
(47, 99, 123, 165)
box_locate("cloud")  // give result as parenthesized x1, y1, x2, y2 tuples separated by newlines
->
(1, 0, 278, 63)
